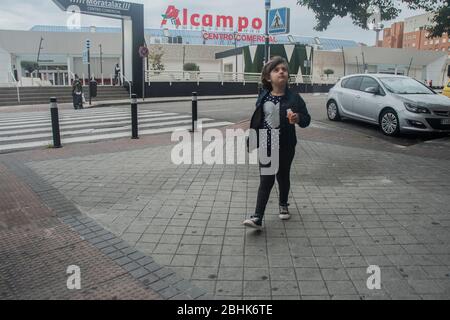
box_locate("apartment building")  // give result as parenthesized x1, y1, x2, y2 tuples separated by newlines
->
(382, 22, 404, 49)
(382, 13, 450, 55)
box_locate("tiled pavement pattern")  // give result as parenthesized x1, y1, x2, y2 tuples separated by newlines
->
(25, 134, 450, 300)
(0, 160, 209, 300)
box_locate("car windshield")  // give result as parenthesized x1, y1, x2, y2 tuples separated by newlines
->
(379, 77, 434, 94)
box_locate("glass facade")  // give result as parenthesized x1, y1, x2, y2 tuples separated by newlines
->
(30, 25, 359, 51)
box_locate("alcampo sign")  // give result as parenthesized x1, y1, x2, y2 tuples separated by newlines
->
(161, 5, 263, 32)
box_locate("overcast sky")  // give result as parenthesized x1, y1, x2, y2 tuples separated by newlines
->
(0, 0, 424, 45)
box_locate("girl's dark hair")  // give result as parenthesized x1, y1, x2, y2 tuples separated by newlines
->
(261, 56, 289, 91)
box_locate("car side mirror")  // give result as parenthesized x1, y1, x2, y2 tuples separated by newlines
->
(365, 87, 379, 95)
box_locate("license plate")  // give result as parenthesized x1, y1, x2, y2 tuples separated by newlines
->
(441, 119, 450, 125)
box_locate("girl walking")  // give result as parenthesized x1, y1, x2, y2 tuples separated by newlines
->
(243, 57, 311, 230)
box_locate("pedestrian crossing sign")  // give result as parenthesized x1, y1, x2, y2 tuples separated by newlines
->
(268, 7, 290, 35)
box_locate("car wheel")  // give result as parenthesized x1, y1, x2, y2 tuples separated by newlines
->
(380, 109, 400, 136)
(327, 100, 341, 121)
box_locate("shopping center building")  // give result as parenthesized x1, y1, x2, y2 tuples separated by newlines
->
(0, 3, 448, 96)
(1, 25, 447, 87)
(0, 25, 361, 85)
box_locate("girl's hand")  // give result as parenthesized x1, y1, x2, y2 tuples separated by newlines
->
(290, 113, 300, 124)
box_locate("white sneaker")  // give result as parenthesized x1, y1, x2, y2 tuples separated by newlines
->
(279, 205, 291, 220)
(243, 216, 263, 230)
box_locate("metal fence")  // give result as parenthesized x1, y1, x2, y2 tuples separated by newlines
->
(145, 70, 339, 86)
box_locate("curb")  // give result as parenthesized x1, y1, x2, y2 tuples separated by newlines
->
(88, 95, 258, 109)
(0, 95, 258, 110)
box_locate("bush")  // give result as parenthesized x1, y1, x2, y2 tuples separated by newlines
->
(324, 69, 335, 78)
(21, 61, 39, 74)
(183, 63, 200, 72)
(148, 46, 165, 71)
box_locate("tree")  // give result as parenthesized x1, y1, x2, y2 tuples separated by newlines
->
(296, 0, 449, 38)
(148, 46, 165, 71)
(20, 61, 39, 74)
(324, 69, 335, 78)
(183, 63, 200, 72)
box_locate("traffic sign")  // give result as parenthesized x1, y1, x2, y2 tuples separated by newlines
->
(268, 7, 290, 35)
(265, 0, 271, 10)
(82, 50, 89, 64)
(139, 46, 149, 58)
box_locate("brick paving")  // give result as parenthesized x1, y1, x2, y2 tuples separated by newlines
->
(1, 113, 449, 300)
(0, 161, 206, 300)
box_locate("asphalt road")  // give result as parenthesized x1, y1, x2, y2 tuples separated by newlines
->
(139, 94, 450, 147)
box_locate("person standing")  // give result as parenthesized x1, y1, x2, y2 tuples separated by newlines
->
(12, 65, 18, 82)
(243, 57, 311, 230)
(72, 74, 83, 110)
(114, 63, 121, 86)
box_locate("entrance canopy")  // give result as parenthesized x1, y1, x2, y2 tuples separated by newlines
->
(52, 0, 145, 97)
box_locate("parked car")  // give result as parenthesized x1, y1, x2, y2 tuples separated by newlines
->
(326, 74, 450, 136)
(442, 80, 450, 98)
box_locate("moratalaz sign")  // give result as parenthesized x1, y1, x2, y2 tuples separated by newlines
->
(52, 0, 146, 97)
(53, 0, 133, 18)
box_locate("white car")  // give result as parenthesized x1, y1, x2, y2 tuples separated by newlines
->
(326, 74, 450, 136)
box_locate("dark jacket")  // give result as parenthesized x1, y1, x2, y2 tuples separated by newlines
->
(72, 80, 83, 95)
(248, 87, 311, 150)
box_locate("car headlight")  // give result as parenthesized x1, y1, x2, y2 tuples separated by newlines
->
(404, 102, 430, 114)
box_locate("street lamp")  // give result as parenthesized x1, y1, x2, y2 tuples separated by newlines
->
(99, 44, 103, 76)
(367, 6, 384, 47)
(36, 37, 44, 79)
(374, 23, 385, 47)
(182, 45, 186, 78)
(37, 37, 44, 64)
(264, 0, 271, 65)
(234, 31, 238, 80)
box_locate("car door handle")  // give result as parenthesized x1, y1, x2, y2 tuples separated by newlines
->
(355, 95, 361, 99)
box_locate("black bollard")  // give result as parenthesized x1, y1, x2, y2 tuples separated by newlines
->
(190, 92, 198, 133)
(50, 97, 62, 149)
(131, 94, 139, 139)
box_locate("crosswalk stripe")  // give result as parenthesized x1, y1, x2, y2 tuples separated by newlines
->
(0, 113, 187, 136)
(0, 112, 180, 133)
(0, 111, 168, 131)
(0, 108, 235, 153)
(0, 110, 164, 127)
(0, 118, 217, 142)
(0, 122, 233, 152)
(0, 107, 141, 117)
(0, 109, 138, 123)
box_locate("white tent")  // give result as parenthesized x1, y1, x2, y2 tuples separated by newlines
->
(343, 46, 448, 86)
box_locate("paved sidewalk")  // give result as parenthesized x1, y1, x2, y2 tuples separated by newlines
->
(0, 160, 208, 300)
(1, 120, 449, 300)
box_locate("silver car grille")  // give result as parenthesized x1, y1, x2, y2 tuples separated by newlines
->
(433, 110, 450, 117)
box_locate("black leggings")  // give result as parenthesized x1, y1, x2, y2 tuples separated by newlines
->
(255, 146, 296, 218)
